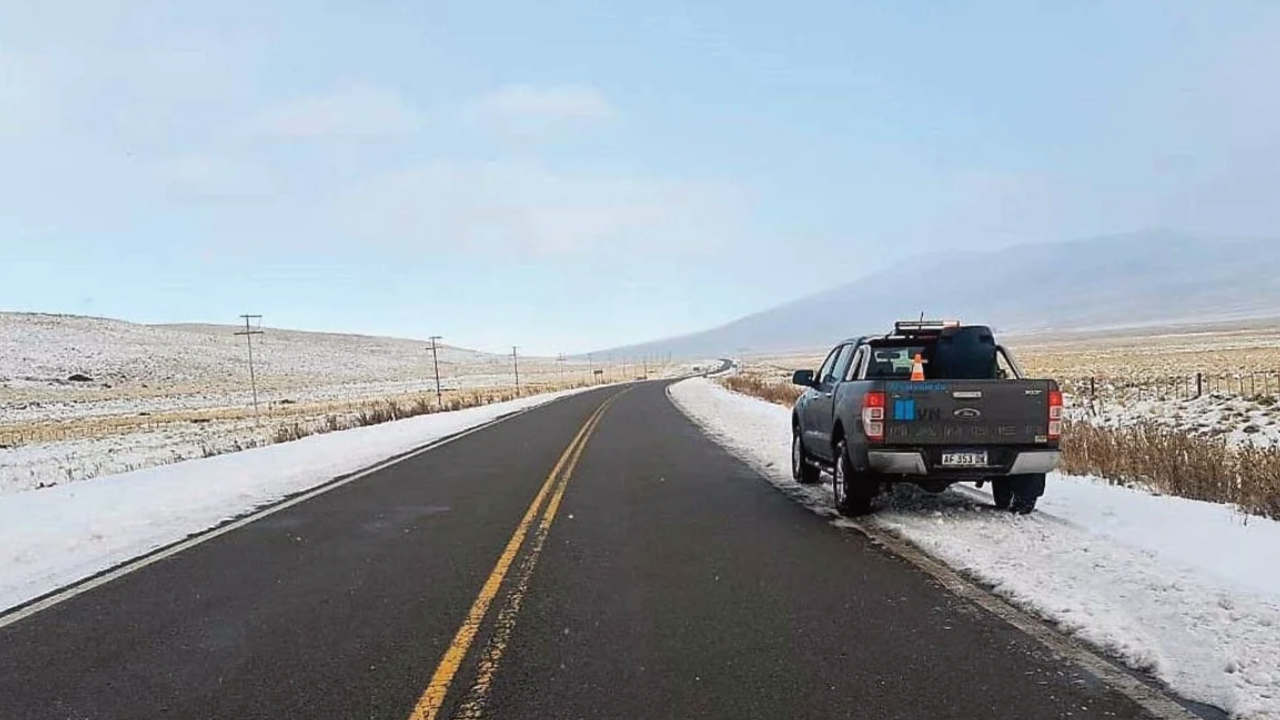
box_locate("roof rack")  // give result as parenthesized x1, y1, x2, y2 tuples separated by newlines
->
(892, 319, 961, 336)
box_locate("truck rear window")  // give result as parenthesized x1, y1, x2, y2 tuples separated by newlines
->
(866, 337, 1000, 380)
(865, 346, 927, 379)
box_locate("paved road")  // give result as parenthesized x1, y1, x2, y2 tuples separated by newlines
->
(0, 381, 1166, 720)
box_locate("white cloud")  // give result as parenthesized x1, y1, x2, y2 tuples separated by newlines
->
(462, 84, 616, 136)
(251, 85, 422, 139)
(332, 160, 739, 257)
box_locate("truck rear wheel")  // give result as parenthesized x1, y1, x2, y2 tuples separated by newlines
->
(792, 426, 822, 485)
(1009, 473, 1046, 515)
(991, 479, 1013, 510)
(833, 440, 874, 516)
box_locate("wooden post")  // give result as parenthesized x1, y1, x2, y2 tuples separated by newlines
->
(1196, 372, 1203, 399)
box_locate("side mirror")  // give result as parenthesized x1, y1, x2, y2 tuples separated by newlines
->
(792, 369, 816, 387)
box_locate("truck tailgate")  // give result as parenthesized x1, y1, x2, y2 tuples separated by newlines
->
(881, 380, 1053, 445)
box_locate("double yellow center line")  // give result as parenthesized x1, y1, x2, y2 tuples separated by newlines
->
(408, 390, 626, 720)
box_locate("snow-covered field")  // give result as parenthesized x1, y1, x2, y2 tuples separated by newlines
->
(0, 386, 592, 615)
(1074, 393, 1280, 449)
(0, 313, 664, 492)
(669, 377, 1280, 720)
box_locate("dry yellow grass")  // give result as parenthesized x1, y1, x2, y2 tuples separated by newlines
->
(0, 377, 601, 448)
(720, 375, 804, 406)
(1060, 419, 1280, 519)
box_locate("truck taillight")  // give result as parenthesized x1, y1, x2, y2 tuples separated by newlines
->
(1048, 390, 1063, 441)
(863, 391, 886, 443)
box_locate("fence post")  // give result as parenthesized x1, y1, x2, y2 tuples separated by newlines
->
(1196, 372, 1203, 399)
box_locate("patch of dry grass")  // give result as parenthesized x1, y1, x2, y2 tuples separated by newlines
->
(719, 375, 804, 406)
(0, 380, 595, 448)
(253, 386, 573, 453)
(1053, 419, 1280, 519)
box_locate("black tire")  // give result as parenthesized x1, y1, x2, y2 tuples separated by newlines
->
(833, 440, 875, 516)
(792, 426, 822, 485)
(1009, 473, 1046, 515)
(991, 479, 1013, 510)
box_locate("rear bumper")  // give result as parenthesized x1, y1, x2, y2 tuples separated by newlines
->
(865, 449, 1061, 477)
(1008, 451, 1062, 474)
(867, 451, 929, 474)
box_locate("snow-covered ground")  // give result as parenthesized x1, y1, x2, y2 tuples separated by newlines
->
(0, 313, 659, 492)
(0, 386, 591, 615)
(669, 377, 1280, 720)
(1072, 392, 1280, 449)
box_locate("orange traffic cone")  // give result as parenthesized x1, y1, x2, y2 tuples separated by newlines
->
(910, 353, 927, 381)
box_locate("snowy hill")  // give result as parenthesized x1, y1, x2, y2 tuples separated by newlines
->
(0, 313, 499, 394)
(595, 230, 1280, 358)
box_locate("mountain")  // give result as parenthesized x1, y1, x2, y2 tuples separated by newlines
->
(593, 230, 1280, 359)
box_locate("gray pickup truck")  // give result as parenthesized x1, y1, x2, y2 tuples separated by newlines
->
(790, 321, 1062, 516)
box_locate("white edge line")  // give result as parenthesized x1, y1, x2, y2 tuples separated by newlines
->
(663, 378, 1198, 720)
(0, 390, 593, 630)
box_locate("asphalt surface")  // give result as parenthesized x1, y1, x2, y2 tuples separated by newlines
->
(0, 380, 1166, 720)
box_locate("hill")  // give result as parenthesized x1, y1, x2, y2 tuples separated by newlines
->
(593, 230, 1280, 358)
(0, 313, 498, 393)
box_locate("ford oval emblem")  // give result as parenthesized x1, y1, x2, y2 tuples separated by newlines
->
(954, 407, 982, 420)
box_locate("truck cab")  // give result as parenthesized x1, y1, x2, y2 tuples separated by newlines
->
(790, 321, 1062, 516)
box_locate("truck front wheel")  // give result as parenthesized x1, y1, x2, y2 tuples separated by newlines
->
(792, 425, 822, 485)
(833, 440, 875, 516)
(1008, 473, 1046, 515)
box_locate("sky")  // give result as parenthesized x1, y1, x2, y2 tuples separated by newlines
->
(3, 0, 1280, 355)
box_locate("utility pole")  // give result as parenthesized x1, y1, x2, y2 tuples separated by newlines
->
(587, 353, 594, 384)
(428, 336, 443, 408)
(235, 315, 264, 424)
(557, 353, 566, 384)
(512, 346, 521, 394)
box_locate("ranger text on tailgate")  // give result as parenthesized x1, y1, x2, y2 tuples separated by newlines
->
(791, 320, 1063, 516)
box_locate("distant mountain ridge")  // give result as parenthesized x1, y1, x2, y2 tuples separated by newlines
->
(593, 230, 1280, 359)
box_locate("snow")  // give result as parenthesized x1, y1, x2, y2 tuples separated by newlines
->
(1071, 392, 1280, 450)
(669, 377, 1280, 720)
(0, 387, 590, 615)
(0, 313, 637, 492)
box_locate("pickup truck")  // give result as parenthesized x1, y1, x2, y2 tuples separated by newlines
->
(790, 321, 1062, 516)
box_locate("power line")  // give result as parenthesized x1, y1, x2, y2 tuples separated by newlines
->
(428, 336, 443, 409)
(235, 315, 264, 424)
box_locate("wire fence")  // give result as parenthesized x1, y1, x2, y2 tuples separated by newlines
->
(1061, 371, 1280, 404)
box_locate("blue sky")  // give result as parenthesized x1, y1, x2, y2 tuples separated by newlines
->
(4, 0, 1279, 354)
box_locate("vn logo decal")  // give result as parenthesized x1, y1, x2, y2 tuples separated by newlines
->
(893, 399, 941, 422)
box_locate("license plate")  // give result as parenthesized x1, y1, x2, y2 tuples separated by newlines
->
(941, 451, 987, 467)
